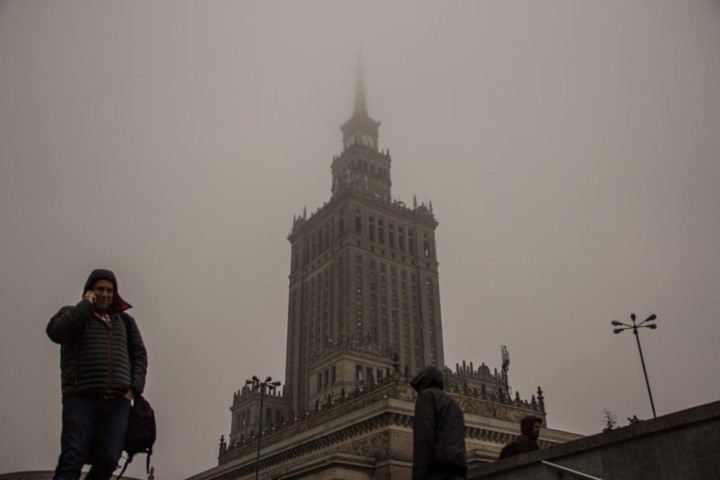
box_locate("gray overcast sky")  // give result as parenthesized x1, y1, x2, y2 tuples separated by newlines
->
(2, 1, 720, 478)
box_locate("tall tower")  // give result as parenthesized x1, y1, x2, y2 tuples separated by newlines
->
(214, 64, 578, 480)
(285, 63, 443, 415)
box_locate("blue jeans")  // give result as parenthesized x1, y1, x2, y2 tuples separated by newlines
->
(53, 396, 132, 480)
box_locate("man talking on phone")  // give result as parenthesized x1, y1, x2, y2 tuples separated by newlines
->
(47, 269, 148, 480)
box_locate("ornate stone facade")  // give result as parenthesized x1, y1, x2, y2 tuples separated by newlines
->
(191, 369, 578, 480)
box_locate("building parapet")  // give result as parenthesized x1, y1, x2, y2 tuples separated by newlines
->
(290, 189, 436, 240)
(232, 384, 285, 406)
(219, 367, 545, 466)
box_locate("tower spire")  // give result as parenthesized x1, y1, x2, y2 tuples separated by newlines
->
(354, 52, 367, 115)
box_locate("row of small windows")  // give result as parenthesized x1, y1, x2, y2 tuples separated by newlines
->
(347, 157, 389, 179)
(315, 364, 388, 394)
(233, 407, 284, 433)
(356, 210, 432, 258)
(426, 277, 438, 360)
(316, 366, 337, 392)
(356, 364, 387, 385)
(304, 266, 341, 351)
(291, 208, 435, 271)
(293, 251, 438, 374)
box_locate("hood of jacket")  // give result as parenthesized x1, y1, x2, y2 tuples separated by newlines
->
(410, 365, 445, 393)
(520, 415, 543, 438)
(83, 268, 132, 313)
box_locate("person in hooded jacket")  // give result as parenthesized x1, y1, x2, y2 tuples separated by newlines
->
(47, 269, 148, 480)
(410, 365, 467, 480)
(514, 415, 543, 454)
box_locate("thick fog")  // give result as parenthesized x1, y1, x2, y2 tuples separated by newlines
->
(1, 1, 719, 479)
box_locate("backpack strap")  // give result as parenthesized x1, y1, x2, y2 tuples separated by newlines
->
(116, 454, 133, 479)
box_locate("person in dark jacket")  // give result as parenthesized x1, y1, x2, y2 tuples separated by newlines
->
(47, 269, 148, 480)
(410, 365, 467, 480)
(514, 415, 543, 454)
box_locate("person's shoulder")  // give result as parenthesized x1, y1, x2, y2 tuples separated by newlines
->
(118, 311, 140, 328)
(118, 310, 136, 320)
(416, 387, 440, 400)
(422, 387, 453, 403)
(424, 386, 446, 394)
(513, 434, 533, 452)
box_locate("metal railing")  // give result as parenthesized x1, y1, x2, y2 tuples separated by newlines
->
(542, 460, 603, 479)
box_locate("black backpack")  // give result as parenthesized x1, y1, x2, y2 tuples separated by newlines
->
(117, 394, 156, 479)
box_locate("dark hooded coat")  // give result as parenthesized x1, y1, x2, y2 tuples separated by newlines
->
(47, 269, 148, 398)
(513, 415, 542, 454)
(410, 366, 467, 479)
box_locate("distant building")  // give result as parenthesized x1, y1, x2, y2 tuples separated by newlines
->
(188, 64, 581, 480)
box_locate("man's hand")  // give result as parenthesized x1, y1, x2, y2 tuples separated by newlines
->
(124, 390, 135, 402)
(83, 291, 97, 304)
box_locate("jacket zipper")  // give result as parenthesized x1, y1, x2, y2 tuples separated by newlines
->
(107, 317, 114, 393)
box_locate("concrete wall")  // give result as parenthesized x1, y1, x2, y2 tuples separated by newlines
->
(469, 400, 720, 480)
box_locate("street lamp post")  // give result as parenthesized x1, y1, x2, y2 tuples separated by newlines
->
(245, 375, 281, 480)
(611, 313, 658, 418)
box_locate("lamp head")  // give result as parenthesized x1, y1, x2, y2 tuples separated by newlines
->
(613, 328, 624, 334)
(646, 314, 657, 321)
(252, 375, 260, 382)
(611, 320, 622, 326)
(265, 376, 273, 383)
(630, 313, 636, 321)
(647, 323, 657, 329)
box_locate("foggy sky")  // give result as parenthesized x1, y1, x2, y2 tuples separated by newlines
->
(1, 1, 720, 479)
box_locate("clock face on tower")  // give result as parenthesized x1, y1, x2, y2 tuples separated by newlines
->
(361, 134, 375, 147)
(345, 135, 356, 148)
